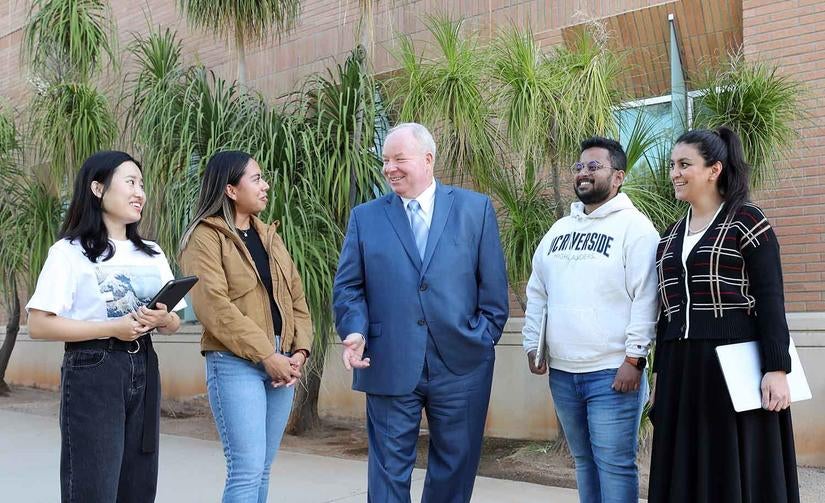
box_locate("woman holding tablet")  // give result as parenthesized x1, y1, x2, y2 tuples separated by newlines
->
(26, 151, 183, 503)
(179, 151, 313, 502)
(648, 128, 799, 502)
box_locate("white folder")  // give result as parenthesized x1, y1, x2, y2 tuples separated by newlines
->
(534, 306, 548, 368)
(715, 338, 812, 412)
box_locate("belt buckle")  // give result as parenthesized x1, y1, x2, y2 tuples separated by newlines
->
(128, 339, 141, 354)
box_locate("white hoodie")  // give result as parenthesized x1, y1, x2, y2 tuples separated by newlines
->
(522, 193, 660, 373)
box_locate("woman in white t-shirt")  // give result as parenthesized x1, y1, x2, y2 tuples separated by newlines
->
(26, 151, 184, 503)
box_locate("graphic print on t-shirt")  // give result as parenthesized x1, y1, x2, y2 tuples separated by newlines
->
(95, 265, 162, 318)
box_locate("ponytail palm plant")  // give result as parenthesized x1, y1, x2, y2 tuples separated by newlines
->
(621, 113, 686, 233)
(125, 30, 382, 432)
(544, 30, 623, 218)
(0, 108, 24, 396)
(485, 25, 623, 306)
(485, 26, 558, 307)
(23, 0, 119, 191)
(19, 0, 118, 284)
(622, 53, 805, 233)
(264, 53, 383, 433)
(692, 52, 804, 188)
(391, 15, 501, 185)
(125, 27, 266, 260)
(23, 0, 116, 81)
(177, 0, 301, 86)
(28, 81, 117, 189)
(0, 105, 64, 395)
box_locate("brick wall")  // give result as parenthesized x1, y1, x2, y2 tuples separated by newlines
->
(2, 0, 676, 103)
(743, 0, 825, 312)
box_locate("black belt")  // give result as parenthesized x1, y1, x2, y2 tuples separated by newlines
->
(65, 335, 159, 454)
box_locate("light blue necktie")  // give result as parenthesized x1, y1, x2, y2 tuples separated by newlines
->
(407, 199, 428, 260)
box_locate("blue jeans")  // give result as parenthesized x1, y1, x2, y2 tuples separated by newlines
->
(59, 345, 159, 503)
(549, 368, 648, 503)
(206, 351, 295, 503)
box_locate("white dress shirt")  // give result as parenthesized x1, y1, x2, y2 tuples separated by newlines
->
(400, 179, 436, 228)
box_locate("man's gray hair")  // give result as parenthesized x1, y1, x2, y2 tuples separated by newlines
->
(386, 122, 437, 160)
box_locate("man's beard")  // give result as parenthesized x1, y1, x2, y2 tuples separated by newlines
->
(575, 181, 612, 205)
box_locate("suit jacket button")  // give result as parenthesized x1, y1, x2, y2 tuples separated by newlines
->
(417, 319, 426, 326)
(420, 283, 428, 292)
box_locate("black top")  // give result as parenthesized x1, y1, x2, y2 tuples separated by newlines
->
(239, 225, 283, 341)
(654, 203, 791, 373)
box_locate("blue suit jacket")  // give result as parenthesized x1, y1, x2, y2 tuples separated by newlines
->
(333, 183, 509, 395)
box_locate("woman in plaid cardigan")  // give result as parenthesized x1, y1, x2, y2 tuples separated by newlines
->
(647, 127, 799, 503)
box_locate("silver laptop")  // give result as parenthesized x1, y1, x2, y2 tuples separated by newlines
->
(715, 338, 812, 412)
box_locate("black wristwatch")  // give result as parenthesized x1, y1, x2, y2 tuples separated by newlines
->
(624, 356, 646, 370)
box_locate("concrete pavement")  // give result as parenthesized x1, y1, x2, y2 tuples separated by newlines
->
(1, 409, 581, 503)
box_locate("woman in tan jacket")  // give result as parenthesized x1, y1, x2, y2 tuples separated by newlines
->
(179, 151, 313, 503)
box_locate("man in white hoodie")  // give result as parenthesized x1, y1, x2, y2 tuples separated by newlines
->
(522, 136, 659, 503)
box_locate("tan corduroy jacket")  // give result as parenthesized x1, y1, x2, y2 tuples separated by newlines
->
(180, 215, 313, 362)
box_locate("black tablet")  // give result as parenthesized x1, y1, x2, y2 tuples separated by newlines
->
(147, 276, 199, 310)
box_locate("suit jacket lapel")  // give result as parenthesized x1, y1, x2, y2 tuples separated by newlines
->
(383, 193, 422, 271)
(421, 183, 454, 273)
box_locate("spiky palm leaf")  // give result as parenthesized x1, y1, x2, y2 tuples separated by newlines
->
(391, 15, 501, 184)
(177, 0, 301, 84)
(23, 0, 116, 81)
(28, 81, 117, 191)
(485, 167, 557, 310)
(124, 31, 380, 431)
(621, 113, 686, 232)
(549, 30, 623, 165)
(693, 53, 804, 188)
(489, 26, 560, 180)
(0, 108, 24, 282)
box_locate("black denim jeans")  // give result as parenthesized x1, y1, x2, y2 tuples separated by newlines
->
(59, 340, 160, 503)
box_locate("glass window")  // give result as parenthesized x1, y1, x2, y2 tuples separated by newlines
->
(614, 91, 703, 167)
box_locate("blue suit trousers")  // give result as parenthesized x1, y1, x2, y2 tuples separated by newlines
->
(365, 335, 494, 503)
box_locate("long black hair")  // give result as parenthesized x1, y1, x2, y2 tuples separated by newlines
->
(179, 150, 252, 250)
(60, 150, 158, 263)
(674, 126, 750, 216)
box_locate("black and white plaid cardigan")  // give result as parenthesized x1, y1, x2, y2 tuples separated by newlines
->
(654, 202, 792, 373)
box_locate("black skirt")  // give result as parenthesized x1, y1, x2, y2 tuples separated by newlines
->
(648, 338, 800, 503)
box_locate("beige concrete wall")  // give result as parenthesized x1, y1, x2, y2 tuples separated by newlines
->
(2, 324, 208, 397)
(4, 314, 824, 466)
(319, 315, 825, 467)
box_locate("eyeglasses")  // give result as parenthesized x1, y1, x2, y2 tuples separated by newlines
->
(570, 160, 615, 175)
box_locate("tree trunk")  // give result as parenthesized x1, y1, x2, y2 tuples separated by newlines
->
(349, 18, 370, 209)
(512, 281, 527, 313)
(552, 163, 563, 220)
(235, 27, 247, 87)
(285, 348, 324, 435)
(357, 1, 374, 68)
(547, 412, 571, 459)
(0, 278, 21, 397)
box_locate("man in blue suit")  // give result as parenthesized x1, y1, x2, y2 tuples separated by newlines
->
(333, 122, 509, 502)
